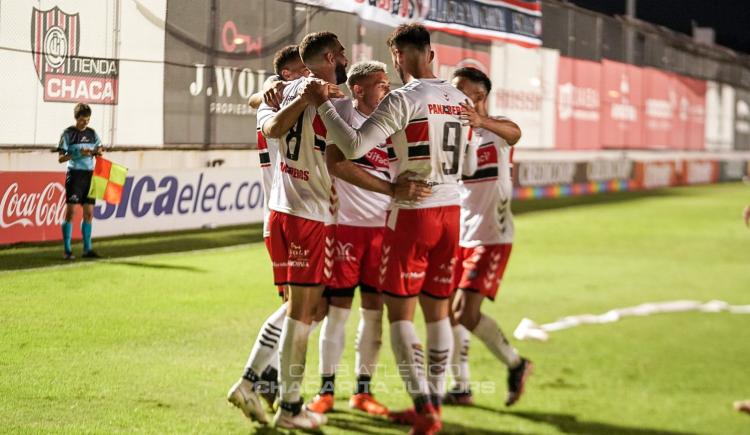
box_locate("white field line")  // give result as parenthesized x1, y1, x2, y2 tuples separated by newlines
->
(514, 300, 750, 341)
(0, 243, 255, 275)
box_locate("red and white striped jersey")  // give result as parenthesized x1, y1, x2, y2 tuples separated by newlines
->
(258, 77, 352, 224)
(459, 123, 515, 247)
(335, 108, 392, 227)
(318, 78, 475, 210)
(255, 120, 279, 237)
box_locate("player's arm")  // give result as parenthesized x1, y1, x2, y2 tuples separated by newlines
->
(249, 75, 285, 109)
(326, 145, 430, 200)
(460, 102, 522, 145)
(93, 131, 104, 156)
(462, 135, 479, 176)
(311, 83, 406, 160)
(261, 95, 308, 138)
(57, 131, 72, 163)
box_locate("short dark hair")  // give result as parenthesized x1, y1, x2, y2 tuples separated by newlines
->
(273, 45, 301, 76)
(74, 103, 91, 119)
(299, 32, 339, 64)
(453, 67, 492, 93)
(387, 23, 431, 51)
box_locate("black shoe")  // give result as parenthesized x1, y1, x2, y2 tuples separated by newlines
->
(506, 358, 533, 407)
(443, 386, 474, 406)
(82, 250, 101, 259)
(63, 251, 76, 260)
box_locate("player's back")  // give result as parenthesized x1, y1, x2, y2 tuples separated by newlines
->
(387, 78, 472, 209)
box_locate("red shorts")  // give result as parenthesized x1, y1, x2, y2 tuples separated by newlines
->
(453, 244, 513, 301)
(326, 225, 384, 292)
(268, 211, 334, 287)
(378, 206, 460, 299)
(264, 236, 286, 298)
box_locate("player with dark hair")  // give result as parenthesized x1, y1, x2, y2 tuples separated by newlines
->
(57, 102, 103, 260)
(445, 66, 533, 408)
(307, 23, 479, 435)
(247, 45, 310, 110)
(227, 44, 310, 426)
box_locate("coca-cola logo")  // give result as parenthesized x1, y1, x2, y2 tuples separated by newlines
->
(1, 182, 66, 228)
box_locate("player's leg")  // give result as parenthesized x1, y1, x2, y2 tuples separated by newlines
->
(308, 292, 353, 413)
(350, 287, 388, 415)
(62, 203, 76, 259)
(275, 284, 327, 429)
(272, 215, 331, 429)
(419, 206, 461, 413)
(455, 244, 532, 407)
(445, 288, 473, 405)
(62, 170, 78, 259)
(381, 208, 440, 433)
(81, 202, 98, 258)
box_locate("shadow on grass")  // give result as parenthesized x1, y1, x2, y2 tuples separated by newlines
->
(106, 259, 206, 272)
(513, 189, 676, 216)
(326, 408, 518, 434)
(473, 405, 695, 435)
(0, 224, 264, 272)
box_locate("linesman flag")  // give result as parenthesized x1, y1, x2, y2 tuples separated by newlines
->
(87, 157, 128, 204)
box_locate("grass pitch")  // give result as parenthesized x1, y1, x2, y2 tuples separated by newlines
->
(1, 183, 749, 434)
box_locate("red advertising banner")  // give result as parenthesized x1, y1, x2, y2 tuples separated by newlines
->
(643, 68, 706, 150)
(601, 60, 643, 149)
(0, 172, 81, 244)
(556, 57, 602, 150)
(432, 43, 491, 80)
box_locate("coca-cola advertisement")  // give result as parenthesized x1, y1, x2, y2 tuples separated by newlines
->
(556, 57, 602, 150)
(0, 172, 76, 244)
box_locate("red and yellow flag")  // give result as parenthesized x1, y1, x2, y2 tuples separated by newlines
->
(87, 158, 128, 204)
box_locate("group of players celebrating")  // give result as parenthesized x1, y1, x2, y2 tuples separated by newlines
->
(227, 24, 532, 434)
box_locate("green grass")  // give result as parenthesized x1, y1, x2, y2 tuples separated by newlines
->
(1, 183, 749, 434)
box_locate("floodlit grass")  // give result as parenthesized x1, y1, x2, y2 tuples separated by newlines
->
(1, 183, 749, 434)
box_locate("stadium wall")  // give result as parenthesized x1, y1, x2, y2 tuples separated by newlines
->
(2, 1, 750, 245)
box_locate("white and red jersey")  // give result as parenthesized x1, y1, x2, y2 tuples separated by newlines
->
(256, 123, 279, 237)
(335, 108, 391, 227)
(318, 78, 476, 210)
(258, 77, 352, 224)
(459, 122, 515, 247)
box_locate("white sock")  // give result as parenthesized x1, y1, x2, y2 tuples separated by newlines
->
(245, 302, 287, 377)
(278, 316, 312, 404)
(390, 320, 430, 402)
(450, 324, 471, 391)
(472, 314, 521, 368)
(355, 308, 383, 377)
(426, 318, 453, 401)
(319, 305, 351, 376)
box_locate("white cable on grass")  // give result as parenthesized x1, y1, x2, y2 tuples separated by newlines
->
(513, 300, 750, 341)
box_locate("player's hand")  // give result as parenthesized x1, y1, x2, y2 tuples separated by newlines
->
(264, 81, 287, 109)
(327, 84, 345, 99)
(299, 78, 329, 106)
(94, 146, 104, 156)
(79, 148, 93, 157)
(743, 205, 750, 227)
(392, 171, 431, 201)
(460, 99, 485, 129)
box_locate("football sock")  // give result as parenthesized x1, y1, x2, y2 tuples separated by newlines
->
(62, 221, 72, 253)
(426, 318, 453, 408)
(244, 303, 287, 379)
(355, 307, 383, 380)
(278, 317, 311, 405)
(81, 221, 92, 252)
(450, 323, 472, 391)
(390, 320, 430, 409)
(472, 314, 521, 368)
(319, 305, 350, 391)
